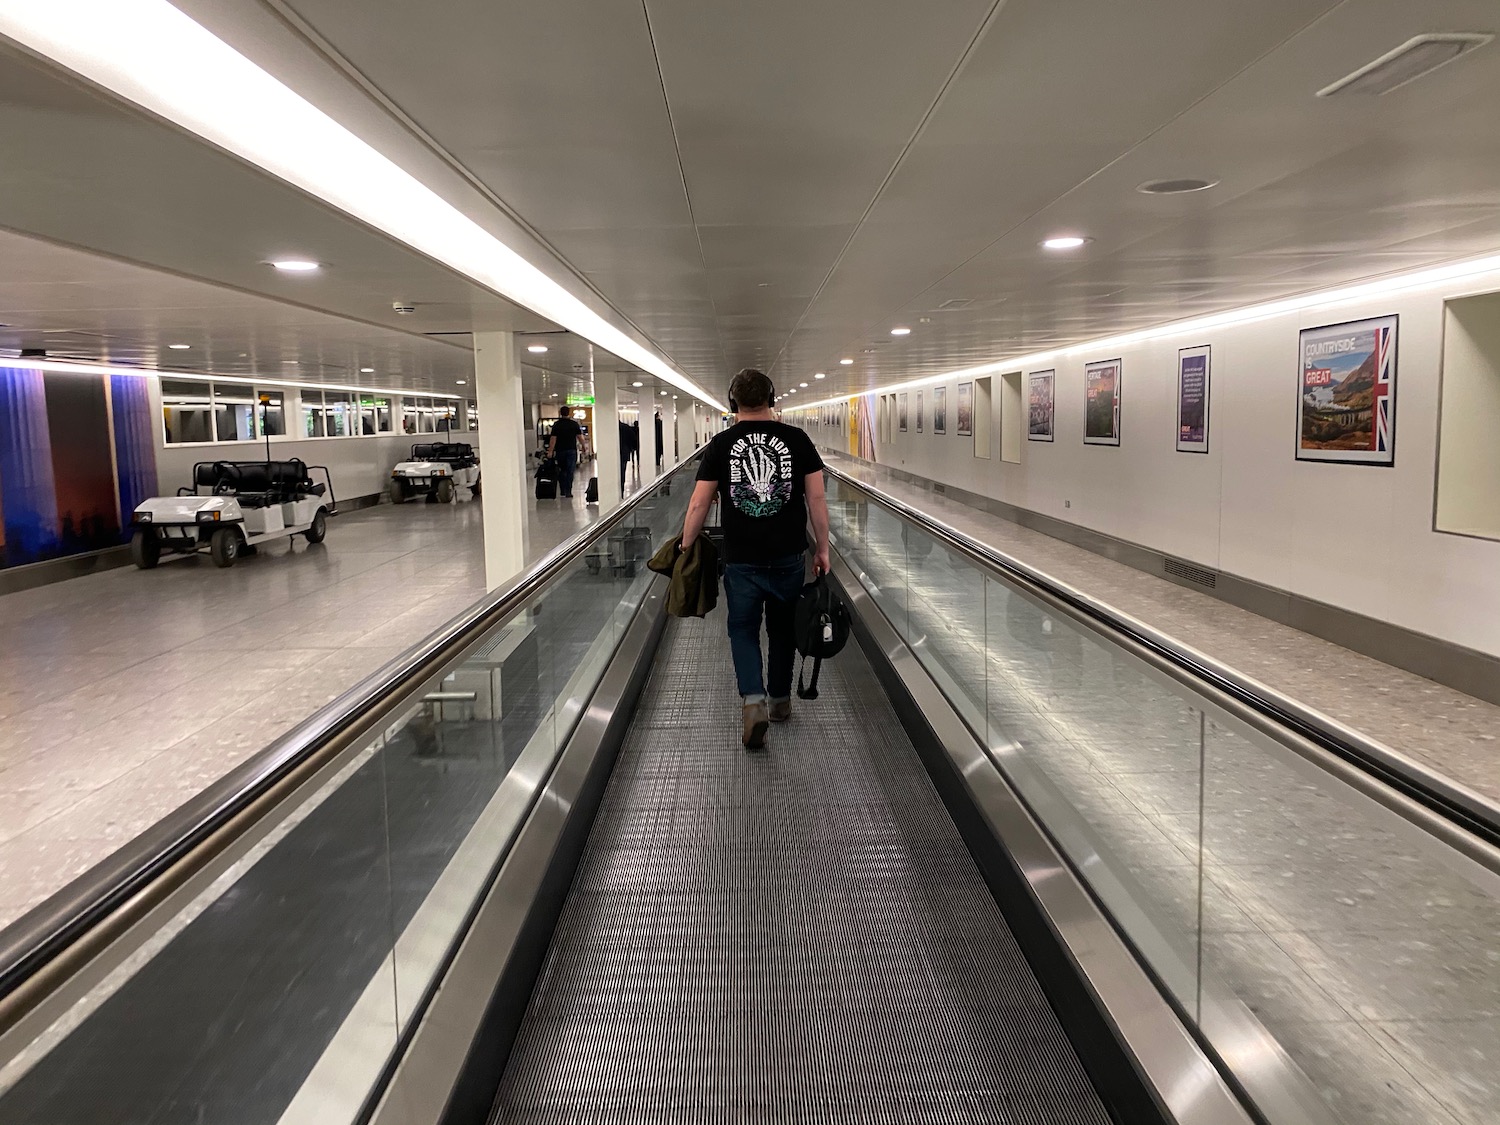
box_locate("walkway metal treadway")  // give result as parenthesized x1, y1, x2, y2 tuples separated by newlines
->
(494, 615, 1110, 1123)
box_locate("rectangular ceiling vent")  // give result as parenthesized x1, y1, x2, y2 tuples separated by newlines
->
(935, 298, 974, 311)
(1163, 558, 1218, 589)
(1318, 33, 1493, 97)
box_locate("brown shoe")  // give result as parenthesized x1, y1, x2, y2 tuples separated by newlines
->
(769, 698, 791, 723)
(742, 701, 769, 750)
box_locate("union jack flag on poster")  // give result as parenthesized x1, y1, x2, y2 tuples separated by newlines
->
(1295, 314, 1398, 466)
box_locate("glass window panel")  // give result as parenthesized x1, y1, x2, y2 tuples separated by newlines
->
(417, 397, 435, 433)
(160, 378, 214, 444)
(213, 383, 257, 442)
(374, 397, 392, 433)
(357, 395, 377, 436)
(302, 390, 325, 438)
(257, 389, 285, 437)
(325, 392, 352, 437)
(401, 397, 419, 434)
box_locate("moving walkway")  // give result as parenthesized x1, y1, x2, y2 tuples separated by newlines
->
(0, 456, 1495, 1125)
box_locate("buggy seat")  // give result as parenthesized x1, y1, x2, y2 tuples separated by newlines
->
(409, 442, 477, 469)
(193, 460, 326, 506)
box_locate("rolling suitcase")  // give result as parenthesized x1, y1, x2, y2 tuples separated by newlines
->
(536, 457, 559, 499)
(585, 477, 599, 503)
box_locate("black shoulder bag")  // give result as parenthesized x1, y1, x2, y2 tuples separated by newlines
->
(794, 574, 851, 700)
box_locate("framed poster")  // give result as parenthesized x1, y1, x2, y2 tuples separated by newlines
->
(1176, 345, 1211, 454)
(898, 392, 908, 432)
(1028, 371, 1055, 441)
(1084, 359, 1122, 446)
(1297, 315, 1398, 465)
(933, 386, 947, 434)
(915, 390, 923, 433)
(956, 382, 974, 437)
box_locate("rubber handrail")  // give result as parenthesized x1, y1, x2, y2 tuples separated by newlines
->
(823, 464, 1500, 857)
(0, 455, 702, 1004)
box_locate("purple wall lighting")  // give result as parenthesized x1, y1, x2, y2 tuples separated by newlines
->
(0, 365, 61, 566)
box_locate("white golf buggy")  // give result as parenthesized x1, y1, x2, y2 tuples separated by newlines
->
(389, 442, 481, 504)
(130, 459, 336, 569)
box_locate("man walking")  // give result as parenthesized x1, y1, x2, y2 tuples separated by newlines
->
(547, 405, 583, 499)
(679, 369, 830, 750)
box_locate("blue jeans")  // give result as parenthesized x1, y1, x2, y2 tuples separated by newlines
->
(556, 450, 578, 496)
(723, 554, 805, 700)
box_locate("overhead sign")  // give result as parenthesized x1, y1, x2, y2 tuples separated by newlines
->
(565, 394, 595, 407)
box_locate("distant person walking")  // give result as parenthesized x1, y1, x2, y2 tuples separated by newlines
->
(678, 369, 830, 750)
(547, 406, 583, 499)
(654, 411, 664, 470)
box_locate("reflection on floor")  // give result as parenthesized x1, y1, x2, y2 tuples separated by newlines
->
(835, 502, 1499, 1125)
(0, 491, 598, 929)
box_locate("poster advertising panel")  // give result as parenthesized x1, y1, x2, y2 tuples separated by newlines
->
(915, 390, 923, 433)
(932, 386, 947, 434)
(1084, 359, 1122, 446)
(1176, 345, 1211, 454)
(1296, 315, 1398, 465)
(898, 392, 908, 432)
(1027, 370, 1055, 441)
(956, 382, 974, 437)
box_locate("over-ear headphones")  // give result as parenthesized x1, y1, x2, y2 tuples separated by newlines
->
(728, 370, 775, 413)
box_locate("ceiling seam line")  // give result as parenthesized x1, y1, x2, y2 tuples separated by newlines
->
(256, 0, 708, 390)
(880, 0, 1358, 331)
(638, 0, 733, 384)
(767, 0, 1012, 380)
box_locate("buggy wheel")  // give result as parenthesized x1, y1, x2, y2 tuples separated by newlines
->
(435, 477, 455, 504)
(130, 529, 160, 570)
(209, 527, 241, 568)
(470, 475, 481, 498)
(389, 479, 406, 505)
(304, 509, 328, 544)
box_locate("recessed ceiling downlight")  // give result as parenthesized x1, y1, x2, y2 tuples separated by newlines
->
(840, 358, 854, 365)
(1042, 236, 1089, 250)
(527, 344, 548, 353)
(269, 259, 320, 272)
(167, 343, 191, 350)
(1318, 33, 1493, 97)
(632, 381, 644, 387)
(890, 326, 911, 336)
(1137, 178, 1218, 195)
(814, 372, 826, 379)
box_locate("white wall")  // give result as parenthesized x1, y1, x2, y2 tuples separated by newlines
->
(802, 271, 1500, 660)
(147, 377, 481, 502)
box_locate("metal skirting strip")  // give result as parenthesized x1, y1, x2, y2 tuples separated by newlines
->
(366, 579, 670, 1125)
(492, 611, 1115, 1125)
(0, 546, 130, 597)
(820, 449, 1500, 708)
(829, 553, 1262, 1125)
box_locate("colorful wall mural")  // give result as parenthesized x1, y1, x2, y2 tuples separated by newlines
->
(0, 366, 158, 570)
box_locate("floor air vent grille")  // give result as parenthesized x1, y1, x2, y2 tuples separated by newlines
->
(1164, 558, 1218, 589)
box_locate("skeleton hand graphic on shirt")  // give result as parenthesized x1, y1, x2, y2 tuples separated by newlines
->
(744, 444, 778, 503)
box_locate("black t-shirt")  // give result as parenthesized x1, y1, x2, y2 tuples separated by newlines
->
(697, 421, 824, 563)
(549, 416, 582, 454)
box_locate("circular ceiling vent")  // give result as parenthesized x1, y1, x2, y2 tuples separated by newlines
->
(1137, 177, 1218, 195)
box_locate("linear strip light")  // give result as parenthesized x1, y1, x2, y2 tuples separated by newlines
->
(0, 357, 461, 399)
(793, 250, 1500, 410)
(0, 1, 727, 413)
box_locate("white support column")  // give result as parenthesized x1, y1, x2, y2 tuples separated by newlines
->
(593, 376, 620, 510)
(674, 401, 689, 463)
(473, 331, 526, 590)
(641, 398, 660, 484)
